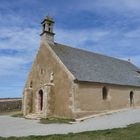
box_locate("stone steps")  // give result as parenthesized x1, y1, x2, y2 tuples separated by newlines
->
(25, 113, 42, 120)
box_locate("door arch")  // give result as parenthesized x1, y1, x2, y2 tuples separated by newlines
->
(39, 89, 43, 111)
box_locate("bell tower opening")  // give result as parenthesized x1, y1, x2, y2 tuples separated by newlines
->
(40, 16, 55, 43)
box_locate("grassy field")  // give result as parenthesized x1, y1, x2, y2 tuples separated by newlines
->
(0, 123, 140, 140)
(40, 117, 75, 124)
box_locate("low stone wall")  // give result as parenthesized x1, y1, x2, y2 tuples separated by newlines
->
(0, 98, 22, 113)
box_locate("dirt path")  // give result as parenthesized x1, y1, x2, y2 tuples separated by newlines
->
(0, 108, 140, 137)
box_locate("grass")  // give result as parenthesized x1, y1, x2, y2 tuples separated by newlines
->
(11, 113, 75, 123)
(11, 112, 23, 118)
(0, 123, 140, 140)
(10, 112, 74, 123)
(0, 111, 22, 116)
(40, 117, 75, 124)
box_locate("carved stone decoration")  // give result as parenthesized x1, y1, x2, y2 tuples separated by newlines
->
(50, 72, 54, 83)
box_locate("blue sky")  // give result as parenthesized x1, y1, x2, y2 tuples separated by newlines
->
(0, 0, 140, 98)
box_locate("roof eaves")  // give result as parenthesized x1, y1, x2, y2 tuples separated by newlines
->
(74, 79, 140, 88)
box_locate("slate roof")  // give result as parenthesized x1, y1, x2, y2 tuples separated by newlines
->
(50, 43, 140, 87)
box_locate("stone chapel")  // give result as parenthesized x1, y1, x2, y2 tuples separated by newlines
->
(22, 16, 140, 119)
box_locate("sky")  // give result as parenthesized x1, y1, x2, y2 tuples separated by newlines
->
(0, 0, 140, 98)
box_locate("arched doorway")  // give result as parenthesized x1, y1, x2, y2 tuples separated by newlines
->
(130, 91, 134, 106)
(39, 90, 43, 111)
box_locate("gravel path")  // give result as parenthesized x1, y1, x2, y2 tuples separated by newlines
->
(0, 108, 140, 137)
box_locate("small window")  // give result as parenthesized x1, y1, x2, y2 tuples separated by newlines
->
(48, 27, 51, 32)
(40, 69, 44, 75)
(30, 81, 33, 88)
(43, 24, 45, 31)
(102, 86, 108, 100)
(47, 23, 51, 32)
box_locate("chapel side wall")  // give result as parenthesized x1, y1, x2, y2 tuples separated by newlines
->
(23, 42, 75, 118)
(74, 83, 140, 118)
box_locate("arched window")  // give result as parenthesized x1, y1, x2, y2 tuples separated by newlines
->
(39, 90, 43, 111)
(30, 81, 33, 88)
(130, 91, 134, 106)
(48, 23, 51, 32)
(102, 86, 108, 100)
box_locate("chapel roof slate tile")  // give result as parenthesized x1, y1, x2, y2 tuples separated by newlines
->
(50, 43, 140, 87)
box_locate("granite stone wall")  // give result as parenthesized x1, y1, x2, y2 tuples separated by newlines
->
(0, 99, 22, 112)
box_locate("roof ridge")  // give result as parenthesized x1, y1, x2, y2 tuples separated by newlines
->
(54, 42, 131, 65)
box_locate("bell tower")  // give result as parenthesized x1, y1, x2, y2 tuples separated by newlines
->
(40, 16, 55, 43)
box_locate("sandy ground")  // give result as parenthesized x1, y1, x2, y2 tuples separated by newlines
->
(0, 108, 140, 137)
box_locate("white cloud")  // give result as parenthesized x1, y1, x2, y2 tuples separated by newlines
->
(124, 29, 140, 38)
(56, 28, 110, 47)
(0, 26, 40, 78)
(1, 23, 139, 79)
(55, 27, 140, 67)
(0, 27, 39, 51)
(73, 0, 140, 16)
(0, 56, 28, 75)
